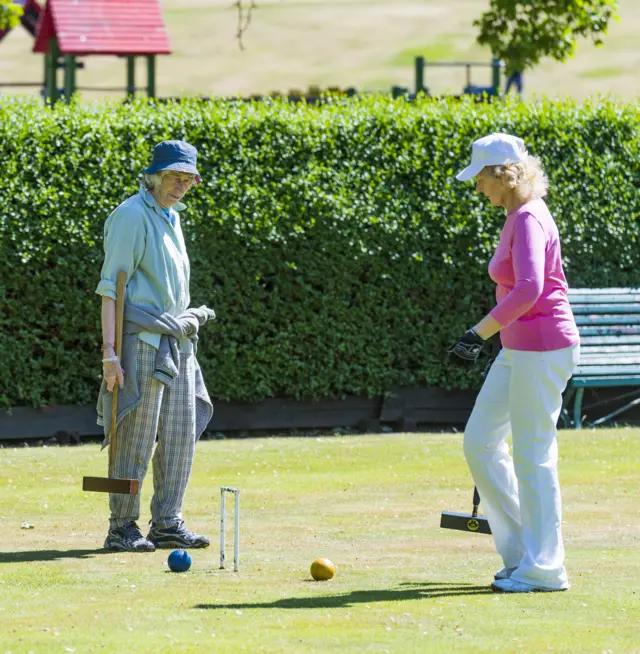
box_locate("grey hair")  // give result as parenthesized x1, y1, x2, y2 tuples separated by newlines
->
(143, 171, 165, 191)
(487, 155, 549, 202)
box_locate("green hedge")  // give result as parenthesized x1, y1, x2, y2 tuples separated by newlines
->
(1, 96, 639, 409)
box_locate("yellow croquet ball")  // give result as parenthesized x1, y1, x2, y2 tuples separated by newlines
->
(310, 558, 335, 581)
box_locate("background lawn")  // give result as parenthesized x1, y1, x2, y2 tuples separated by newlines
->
(0, 0, 638, 100)
(1, 428, 638, 652)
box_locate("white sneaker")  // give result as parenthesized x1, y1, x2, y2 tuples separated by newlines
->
(494, 566, 517, 581)
(491, 578, 567, 593)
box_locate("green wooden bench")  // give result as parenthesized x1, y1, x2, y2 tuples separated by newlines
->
(564, 288, 640, 428)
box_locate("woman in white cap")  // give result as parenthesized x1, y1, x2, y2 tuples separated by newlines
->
(96, 140, 215, 552)
(448, 133, 580, 593)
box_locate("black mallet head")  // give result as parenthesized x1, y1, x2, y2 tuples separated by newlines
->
(440, 487, 492, 535)
(440, 510, 491, 534)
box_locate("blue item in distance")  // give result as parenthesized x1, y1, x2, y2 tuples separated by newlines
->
(464, 85, 498, 97)
(168, 549, 192, 572)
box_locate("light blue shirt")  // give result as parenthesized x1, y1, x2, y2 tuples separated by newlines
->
(96, 186, 191, 351)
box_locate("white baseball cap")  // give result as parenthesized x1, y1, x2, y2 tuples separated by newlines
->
(456, 133, 527, 181)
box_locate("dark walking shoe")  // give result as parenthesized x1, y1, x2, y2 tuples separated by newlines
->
(104, 521, 156, 552)
(147, 520, 210, 549)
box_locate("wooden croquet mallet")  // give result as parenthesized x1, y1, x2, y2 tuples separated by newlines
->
(83, 270, 139, 495)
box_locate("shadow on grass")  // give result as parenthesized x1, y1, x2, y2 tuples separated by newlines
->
(194, 581, 493, 610)
(0, 549, 111, 563)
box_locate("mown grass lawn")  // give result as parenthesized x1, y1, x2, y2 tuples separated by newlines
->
(1, 429, 638, 653)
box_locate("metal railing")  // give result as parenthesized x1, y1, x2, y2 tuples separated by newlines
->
(414, 56, 504, 96)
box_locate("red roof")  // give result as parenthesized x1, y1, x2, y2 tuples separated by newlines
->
(33, 0, 171, 56)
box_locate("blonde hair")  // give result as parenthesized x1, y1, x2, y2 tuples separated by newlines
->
(487, 155, 549, 202)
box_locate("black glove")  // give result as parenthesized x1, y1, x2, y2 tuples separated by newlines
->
(447, 328, 485, 365)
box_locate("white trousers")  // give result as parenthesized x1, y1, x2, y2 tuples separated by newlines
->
(463, 345, 579, 589)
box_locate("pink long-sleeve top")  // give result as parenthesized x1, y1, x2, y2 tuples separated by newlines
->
(488, 198, 579, 351)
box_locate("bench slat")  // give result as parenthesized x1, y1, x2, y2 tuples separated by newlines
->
(571, 376, 640, 388)
(578, 326, 640, 336)
(574, 364, 640, 376)
(578, 355, 640, 365)
(581, 345, 640, 354)
(575, 315, 640, 326)
(569, 295, 640, 305)
(571, 304, 640, 314)
(580, 335, 640, 345)
(569, 288, 640, 295)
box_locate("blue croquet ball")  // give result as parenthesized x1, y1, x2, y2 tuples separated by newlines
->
(168, 549, 192, 573)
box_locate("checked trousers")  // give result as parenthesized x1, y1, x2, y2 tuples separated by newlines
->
(109, 340, 197, 529)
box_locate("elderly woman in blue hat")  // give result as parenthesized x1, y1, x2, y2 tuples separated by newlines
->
(95, 140, 215, 552)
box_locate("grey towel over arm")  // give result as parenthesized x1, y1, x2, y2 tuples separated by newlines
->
(96, 305, 216, 446)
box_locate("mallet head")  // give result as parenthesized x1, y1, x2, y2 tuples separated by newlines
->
(82, 476, 139, 495)
(440, 511, 491, 535)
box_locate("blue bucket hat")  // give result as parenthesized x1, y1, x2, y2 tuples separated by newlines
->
(145, 140, 201, 183)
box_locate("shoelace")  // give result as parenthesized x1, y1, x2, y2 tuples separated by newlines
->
(172, 521, 194, 537)
(123, 522, 145, 541)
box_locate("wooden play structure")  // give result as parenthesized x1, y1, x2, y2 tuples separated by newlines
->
(1, 0, 171, 103)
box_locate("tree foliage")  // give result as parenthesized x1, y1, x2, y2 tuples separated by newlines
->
(0, 0, 22, 31)
(475, 0, 620, 74)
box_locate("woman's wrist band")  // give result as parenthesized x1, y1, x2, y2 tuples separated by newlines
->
(102, 356, 119, 363)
